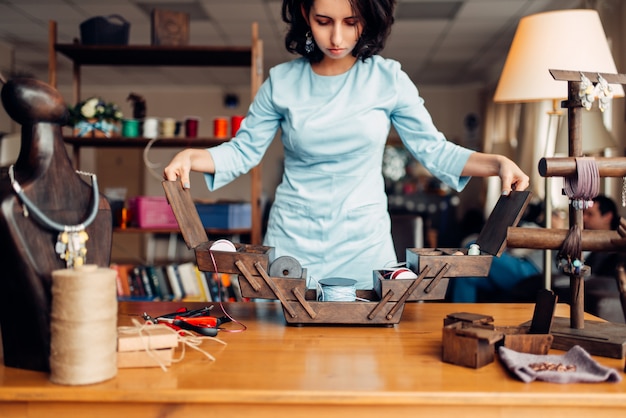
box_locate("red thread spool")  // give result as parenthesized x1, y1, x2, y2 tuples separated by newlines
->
(185, 117, 199, 138)
(231, 115, 244, 137)
(213, 117, 228, 139)
(390, 268, 418, 280)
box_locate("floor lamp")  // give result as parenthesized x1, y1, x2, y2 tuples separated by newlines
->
(493, 9, 623, 290)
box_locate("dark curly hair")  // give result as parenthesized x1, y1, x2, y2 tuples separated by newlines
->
(281, 0, 396, 64)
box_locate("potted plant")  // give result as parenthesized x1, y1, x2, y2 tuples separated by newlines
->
(68, 97, 123, 137)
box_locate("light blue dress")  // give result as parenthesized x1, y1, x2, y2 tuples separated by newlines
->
(206, 56, 473, 289)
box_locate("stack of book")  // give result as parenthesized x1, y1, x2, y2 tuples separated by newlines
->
(117, 324, 179, 368)
(111, 262, 244, 302)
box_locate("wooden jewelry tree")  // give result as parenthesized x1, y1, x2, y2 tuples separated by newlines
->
(507, 69, 626, 359)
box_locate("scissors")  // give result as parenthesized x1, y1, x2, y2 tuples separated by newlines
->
(142, 306, 230, 337)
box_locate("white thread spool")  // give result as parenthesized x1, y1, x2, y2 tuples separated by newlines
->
(468, 243, 481, 255)
(209, 239, 237, 252)
(318, 278, 357, 302)
(49, 264, 118, 385)
(142, 117, 159, 138)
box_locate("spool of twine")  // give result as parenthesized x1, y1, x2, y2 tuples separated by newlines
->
(49, 264, 118, 385)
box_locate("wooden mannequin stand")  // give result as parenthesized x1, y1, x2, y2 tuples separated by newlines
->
(0, 77, 112, 371)
(507, 69, 626, 359)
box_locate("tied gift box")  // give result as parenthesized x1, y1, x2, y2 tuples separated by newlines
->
(117, 324, 178, 368)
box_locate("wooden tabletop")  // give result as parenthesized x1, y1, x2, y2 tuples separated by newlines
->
(1, 302, 626, 417)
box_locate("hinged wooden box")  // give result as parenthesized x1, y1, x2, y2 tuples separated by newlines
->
(163, 181, 410, 326)
(390, 191, 532, 301)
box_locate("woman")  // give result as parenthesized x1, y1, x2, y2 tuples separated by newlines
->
(163, 0, 529, 289)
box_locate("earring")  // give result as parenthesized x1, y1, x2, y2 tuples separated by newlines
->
(595, 74, 613, 112)
(579, 72, 594, 110)
(305, 31, 314, 54)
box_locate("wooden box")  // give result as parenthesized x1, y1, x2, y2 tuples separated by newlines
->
(442, 316, 554, 369)
(373, 269, 449, 301)
(151, 9, 189, 46)
(163, 180, 411, 326)
(442, 291, 556, 368)
(406, 191, 532, 295)
(442, 318, 502, 368)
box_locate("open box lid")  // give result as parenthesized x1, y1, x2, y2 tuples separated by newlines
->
(162, 180, 209, 249)
(474, 190, 532, 256)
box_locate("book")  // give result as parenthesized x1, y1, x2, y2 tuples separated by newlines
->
(154, 265, 174, 301)
(195, 267, 212, 302)
(132, 265, 153, 299)
(165, 264, 184, 301)
(111, 263, 131, 298)
(145, 265, 162, 300)
(177, 262, 203, 301)
(205, 272, 221, 302)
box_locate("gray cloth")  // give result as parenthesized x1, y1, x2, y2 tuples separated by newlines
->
(498, 345, 622, 383)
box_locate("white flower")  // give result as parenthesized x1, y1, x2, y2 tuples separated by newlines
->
(80, 98, 99, 118)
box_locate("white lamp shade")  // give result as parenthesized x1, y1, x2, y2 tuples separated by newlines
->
(494, 9, 624, 103)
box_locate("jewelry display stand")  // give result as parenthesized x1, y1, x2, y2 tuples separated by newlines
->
(509, 69, 626, 359)
(0, 77, 112, 371)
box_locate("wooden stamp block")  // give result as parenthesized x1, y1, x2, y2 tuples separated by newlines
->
(151, 9, 189, 46)
(442, 291, 557, 368)
(442, 321, 503, 368)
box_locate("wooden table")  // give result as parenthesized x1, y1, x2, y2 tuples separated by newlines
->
(1, 302, 625, 417)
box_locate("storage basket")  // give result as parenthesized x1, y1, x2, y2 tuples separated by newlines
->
(80, 15, 130, 46)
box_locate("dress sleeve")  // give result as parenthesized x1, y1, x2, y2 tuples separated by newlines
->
(204, 76, 281, 191)
(390, 69, 474, 192)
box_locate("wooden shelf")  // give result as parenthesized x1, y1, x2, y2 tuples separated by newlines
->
(49, 19, 264, 248)
(114, 227, 251, 236)
(55, 44, 253, 67)
(63, 136, 228, 148)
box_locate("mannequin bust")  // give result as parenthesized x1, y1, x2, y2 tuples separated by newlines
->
(0, 77, 112, 371)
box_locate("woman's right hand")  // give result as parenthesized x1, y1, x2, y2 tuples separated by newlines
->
(163, 148, 215, 189)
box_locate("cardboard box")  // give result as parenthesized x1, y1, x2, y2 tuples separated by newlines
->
(128, 196, 178, 229)
(195, 202, 251, 229)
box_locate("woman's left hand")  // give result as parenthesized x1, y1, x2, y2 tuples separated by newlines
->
(462, 153, 530, 195)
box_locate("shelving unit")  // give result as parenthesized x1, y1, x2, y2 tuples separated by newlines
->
(48, 20, 265, 250)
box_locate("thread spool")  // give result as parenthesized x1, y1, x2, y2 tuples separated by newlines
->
(388, 268, 418, 280)
(121, 119, 139, 137)
(161, 117, 176, 137)
(185, 116, 200, 138)
(231, 115, 244, 137)
(269, 255, 303, 278)
(468, 243, 480, 255)
(49, 264, 118, 385)
(143, 117, 159, 138)
(318, 278, 357, 302)
(210, 239, 236, 252)
(213, 117, 228, 138)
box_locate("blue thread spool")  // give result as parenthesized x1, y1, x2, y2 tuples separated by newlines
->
(318, 278, 357, 302)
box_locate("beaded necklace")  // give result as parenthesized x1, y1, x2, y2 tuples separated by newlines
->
(8, 164, 100, 268)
